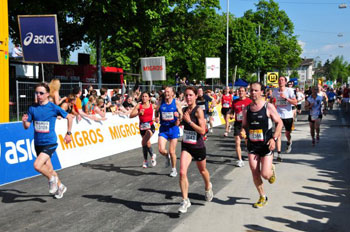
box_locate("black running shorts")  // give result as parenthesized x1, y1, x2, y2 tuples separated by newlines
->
(35, 144, 58, 157)
(181, 143, 207, 161)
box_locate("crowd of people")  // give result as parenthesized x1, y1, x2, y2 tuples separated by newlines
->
(21, 77, 350, 213)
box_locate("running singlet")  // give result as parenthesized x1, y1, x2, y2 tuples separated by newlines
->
(232, 98, 252, 122)
(139, 104, 154, 130)
(307, 95, 323, 120)
(27, 102, 68, 146)
(221, 94, 232, 108)
(247, 103, 273, 145)
(182, 106, 204, 148)
(272, 88, 295, 119)
(159, 98, 178, 127)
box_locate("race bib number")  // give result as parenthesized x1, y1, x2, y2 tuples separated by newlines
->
(311, 115, 319, 121)
(183, 130, 197, 144)
(34, 121, 50, 133)
(249, 129, 264, 142)
(223, 103, 230, 108)
(237, 112, 243, 121)
(199, 104, 206, 110)
(140, 122, 151, 130)
(162, 112, 174, 121)
(276, 98, 287, 106)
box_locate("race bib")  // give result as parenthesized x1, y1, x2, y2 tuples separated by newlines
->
(237, 112, 243, 121)
(162, 112, 174, 121)
(140, 122, 151, 130)
(199, 104, 206, 110)
(34, 121, 50, 133)
(276, 98, 287, 106)
(183, 130, 197, 144)
(311, 115, 319, 121)
(223, 103, 230, 108)
(249, 129, 264, 142)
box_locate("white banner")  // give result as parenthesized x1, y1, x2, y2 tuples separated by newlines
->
(141, 56, 166, 81)
(205, 57, 220, 79)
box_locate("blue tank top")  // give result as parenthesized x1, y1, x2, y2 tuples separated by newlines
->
(160, 98, 178, 127)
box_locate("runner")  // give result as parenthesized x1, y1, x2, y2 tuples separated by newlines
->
(295, 87, 305, 120)
(206, 90, 216, 133)
(155, 86, 183, 177)
(242, 82, 282, 208)
(129, 92, 157, 168)
(229, 87, 252, 167)
(196, 87, 213, 140)
(22, 83, 73, 199)
(326, 88, 336, 110)
(272, 76, 297, 161)
(287, 81, 297, 122)
(221, 86, 233, 137)
(178, 86, 213, 214)
(305, 86, 323, 146)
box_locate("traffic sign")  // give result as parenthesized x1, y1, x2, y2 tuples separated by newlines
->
(267, 72, 279, 87)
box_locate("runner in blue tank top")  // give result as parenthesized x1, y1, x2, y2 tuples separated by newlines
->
(22, 83, 73, 199)
(155, 86, 183, 177)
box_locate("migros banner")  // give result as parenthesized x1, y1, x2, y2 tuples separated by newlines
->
(0, 105, 226, 186)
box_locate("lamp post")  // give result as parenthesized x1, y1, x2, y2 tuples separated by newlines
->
(226, 0, 229, 87)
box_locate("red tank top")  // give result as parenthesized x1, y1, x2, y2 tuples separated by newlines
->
(222, 94, 232, 108)
(139, 103, 153, 124)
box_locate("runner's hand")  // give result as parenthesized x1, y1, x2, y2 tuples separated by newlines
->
(64, 134, 72, 144)
(22, 114, 28, 122)
(174, 112, 179, 118)
(183, 111, 191, 123)
(267, 138, 276, 151)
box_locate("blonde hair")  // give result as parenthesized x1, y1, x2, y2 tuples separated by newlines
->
(49, 79, 61, 96)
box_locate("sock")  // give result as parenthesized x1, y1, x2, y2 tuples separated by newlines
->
(50, 176, 55, 182)
(142, 146, 148, 160)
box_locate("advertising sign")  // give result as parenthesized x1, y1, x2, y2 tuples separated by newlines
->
(205, 58, 220, 79)
(141, 57, 166, 81)
(18, 15, 61, 63)
(267, 72, 279, 87)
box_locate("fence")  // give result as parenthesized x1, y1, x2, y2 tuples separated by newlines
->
(10, 81, 226, 122)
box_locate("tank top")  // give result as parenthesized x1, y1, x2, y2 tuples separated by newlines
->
(139, 103, 154, 130)
(196, 97, 206, 112)
(222, 94, 232, 108)
(159, 98, 178, 127)
(247, 103, 273, 145)
(182, 106, 204, 148)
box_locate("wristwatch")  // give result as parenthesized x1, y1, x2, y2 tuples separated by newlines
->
(66, 131, 72, 135)
(272, 137, 277, 142)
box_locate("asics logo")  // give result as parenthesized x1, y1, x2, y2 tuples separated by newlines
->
(23, 32, 55, 46)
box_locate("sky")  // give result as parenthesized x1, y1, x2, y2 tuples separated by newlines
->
(218, 0, 350, 64)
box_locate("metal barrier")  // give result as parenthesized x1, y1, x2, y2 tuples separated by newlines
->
(11, 81, 225, 122)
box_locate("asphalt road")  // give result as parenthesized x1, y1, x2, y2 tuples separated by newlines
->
(0, 106, 349, 232)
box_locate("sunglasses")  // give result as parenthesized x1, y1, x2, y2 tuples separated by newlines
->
(35, 91, 46, 95)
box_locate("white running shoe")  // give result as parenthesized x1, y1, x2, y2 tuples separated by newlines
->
(209, 128, 213, 133)
(170, 168, 177, 177)
(286, 142, 292, 153)
(49, 175, 58, 194)
(178, 199, 191, 213)
(205, 182, 214, 202)
(224, 132, 228, 137)
(54, 184, 67, 199)
(235, 160, 244, 167)
(165, 154, 171, 168)
(142, 161, 148, 168)
(151, 154, 157, 167)
(228, 125, 232, 132)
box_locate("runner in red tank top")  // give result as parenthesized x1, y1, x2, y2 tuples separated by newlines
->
(130, 92, 157, 168)
(221, 86, 233, 136)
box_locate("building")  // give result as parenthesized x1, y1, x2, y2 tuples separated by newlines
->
(286, 58, 314, 88)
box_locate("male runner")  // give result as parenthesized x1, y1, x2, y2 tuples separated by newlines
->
(272, 76, 297, 161)
(305, 86, 323, 145)
(229, 87, 251, 167)
(242, 82, 282, 208)
(22, 83, 73, 199)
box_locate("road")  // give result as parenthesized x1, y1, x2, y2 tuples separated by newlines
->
(0, 107, 349, 232)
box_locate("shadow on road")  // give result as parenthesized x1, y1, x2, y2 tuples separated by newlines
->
(0, 189, 50, 203)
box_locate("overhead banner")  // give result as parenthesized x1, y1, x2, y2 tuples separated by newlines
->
(141, 56, 166, 81)
(205, 57, 220, 79)
(267, 72, 279, 87)
(18, 15, 61, 63)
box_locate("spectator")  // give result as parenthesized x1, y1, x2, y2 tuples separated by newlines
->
(111, 95, 130, 115)
(11, 44, 23, 58)
(49, 78, 66, 105)
(60, 94, 78, 117)
(94, 97, 107, 120)
(123, 95, 135, 111)
(100, 87, 112, 107)
(85, 85, 94, 98)
(73, 86, 97, 121)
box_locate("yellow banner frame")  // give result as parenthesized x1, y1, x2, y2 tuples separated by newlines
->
(0, 0, 9, 122)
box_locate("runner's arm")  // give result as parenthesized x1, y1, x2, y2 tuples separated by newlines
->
(22, 114, 31, 129)
(176, 100, 183, 121)
(267, 103, 283, 140)
(190, 107, 206, 135)
(129, 103, 140, 118)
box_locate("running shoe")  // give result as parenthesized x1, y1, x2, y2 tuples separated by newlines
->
(54, 184, 67, 199)
(49, 175, 58, 194)
(286, 142, 292, 153)
(235, 159, 244, 167)
(312, 139, 315, 146)
(165, 154, 171, 168)
(253, 196, 268, 208)
(178, 199, 191, 213)
(151, 154, 157, 167)
(142, 161, 148, 168)
(224, 132, 228, 137)
(209, 128, 213, 133)
(205, 182, 214, 202)
(268, 164, 276, 184)
(316, 136, 320, 143)
(170, 168, 177, 177)
(228, 125, 232, 133)
(276, 154, 283, 162)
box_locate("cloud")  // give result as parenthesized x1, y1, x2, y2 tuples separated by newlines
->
(298, 40, 306, 49)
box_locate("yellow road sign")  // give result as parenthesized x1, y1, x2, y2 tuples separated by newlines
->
(267, 72, 279, 87)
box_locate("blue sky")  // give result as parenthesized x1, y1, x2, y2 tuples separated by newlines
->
(219, 0, 350, 64)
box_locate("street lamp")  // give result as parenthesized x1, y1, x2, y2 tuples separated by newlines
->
(226, 0, 229, 87)
(339, 4, 347, 9)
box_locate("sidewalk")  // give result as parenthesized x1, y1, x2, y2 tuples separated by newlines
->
(173, 109, 350, 232)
